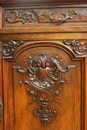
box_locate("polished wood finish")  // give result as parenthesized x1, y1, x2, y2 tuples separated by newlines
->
(0, 0, 85, 6)
(0, 2, 87, 130)
(0, 7, 2, 28)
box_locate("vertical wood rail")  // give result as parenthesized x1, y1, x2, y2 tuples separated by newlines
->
(0, 98, 3, 122)
(0, 42, 3, 130)
(3, 60, 8, 130)
(85, 57, 87, 130)
(0, 7, 2, 28)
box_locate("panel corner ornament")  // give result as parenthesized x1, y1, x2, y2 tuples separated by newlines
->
(16, 53, 75, 126)
(1, 40, 24, 57)
(63, 39, 87, 55)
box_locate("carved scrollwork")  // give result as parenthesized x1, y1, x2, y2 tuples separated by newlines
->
(16, 53, 75, 126)
(63, 39, 87, 55)
(5, 10, 38, 24)
(34, 96, 56, 127)
(38, 10, 77, 23)
(5, 9, 77, 24)
(2, 40, 24, 56)
(18, 53, 75, 90)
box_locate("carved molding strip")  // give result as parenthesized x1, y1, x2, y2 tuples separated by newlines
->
(16, 53, 75, 126)
(63, 39, 87, 55)
(5, 9, 77, 24)
(2, 40, 24, 56)
(5, 10, 39, 24)
(38, 10, 77, 23)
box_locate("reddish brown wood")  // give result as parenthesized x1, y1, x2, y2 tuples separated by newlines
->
(0, 2, 87, 130)
(0, 7, 2, 28)
(0, 46, 3, 130)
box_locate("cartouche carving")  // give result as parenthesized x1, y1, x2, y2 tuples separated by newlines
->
(18, 53, 74, 90)
(2, 40, 24, 56)
(17, 53, 75, 126)
(5, 10, 36, 24)
(39, 10, 77, 23)
(63, 39, 87, 55)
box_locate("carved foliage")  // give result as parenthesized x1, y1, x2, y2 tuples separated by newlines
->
(5, 10, 39, 24)
(63, 39, 87, 55)
(38, 10, 77, 23)
(2, 40, 24, 56)
(18, 53, 75, 90)
(34, 96, 56, 127)
(17, 53, 75, 126)
(5, 9, 77, 24)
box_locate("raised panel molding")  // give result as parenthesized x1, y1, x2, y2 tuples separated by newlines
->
(3, 6, 87, 27)
(0, 1, 87, 130)
(1, 40, 87, 61)
(14, 52, 75, 126)
(4, 9, 77, 24)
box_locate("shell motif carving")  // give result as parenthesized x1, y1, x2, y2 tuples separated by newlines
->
(17, 53, 75, 126)
(25, 53, 66, 89)
(18, 53, 74, 90)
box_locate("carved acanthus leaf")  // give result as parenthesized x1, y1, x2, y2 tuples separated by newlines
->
(5, 10, 37, 24)
(39, 10, 77, 23)
(18, 53, 75, 90)
(2, 40, 24, 56)
(63, 39, 87, 55)
(5, 9, 77, 24)
(16, 53, 76, 126)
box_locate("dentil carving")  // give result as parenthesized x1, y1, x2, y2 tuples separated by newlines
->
(17, 53, 75, 126)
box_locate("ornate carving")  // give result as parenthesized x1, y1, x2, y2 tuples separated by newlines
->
(18, 53, 75, 90)
(5, 9, 77, 24)
(5, 10, 38, 24)
(34, 96, 56, 127)
(2, 40, 24, 56)
(63, 39, 87, 55)
(39, 10, 77, 23)
(17, 53, 75, 126)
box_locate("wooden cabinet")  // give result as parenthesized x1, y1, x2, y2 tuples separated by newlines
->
(0, 2, 87, 130)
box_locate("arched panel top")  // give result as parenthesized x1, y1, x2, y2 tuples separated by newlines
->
(1, 40, 87, 61)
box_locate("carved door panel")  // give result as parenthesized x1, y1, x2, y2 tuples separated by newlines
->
(1, 38, 87, 130)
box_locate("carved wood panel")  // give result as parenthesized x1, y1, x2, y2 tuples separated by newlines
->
(1, 39, 86, 130)
(2, 6, 87, 27)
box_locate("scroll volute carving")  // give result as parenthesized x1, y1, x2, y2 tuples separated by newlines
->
(17, 52, 76, 126)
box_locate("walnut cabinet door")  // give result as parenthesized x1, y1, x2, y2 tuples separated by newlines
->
(0, 34, 87, 130)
